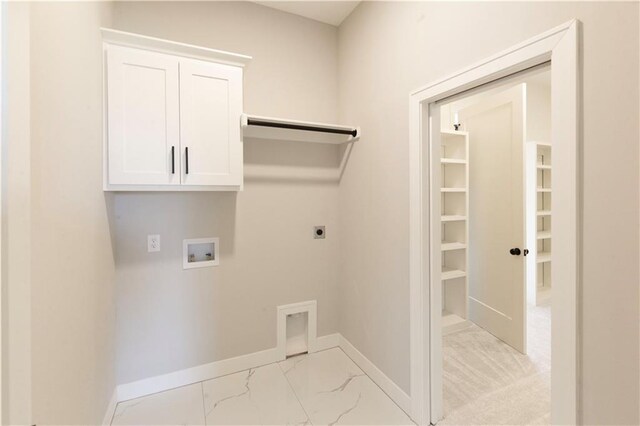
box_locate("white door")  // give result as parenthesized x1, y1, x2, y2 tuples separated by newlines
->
(107, 46, 180, 185)
(179, 59, 243, 187)
(459, 84, 527, 353)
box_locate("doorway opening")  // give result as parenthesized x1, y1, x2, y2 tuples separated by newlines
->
(436, 67, 552, 424)
(408, 20, 580, 426)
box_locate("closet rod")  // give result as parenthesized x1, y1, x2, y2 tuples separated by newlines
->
(246, 118, 358, 137)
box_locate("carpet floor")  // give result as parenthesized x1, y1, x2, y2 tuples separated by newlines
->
(439, 301, 551, 425)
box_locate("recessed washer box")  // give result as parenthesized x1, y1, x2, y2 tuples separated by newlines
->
(183, 237, 219, 269)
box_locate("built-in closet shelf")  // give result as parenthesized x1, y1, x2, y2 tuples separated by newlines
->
(442, 242, 467, 251)
(537, 287, 552, 304)
(527, 140, 552, 307)
(441, 215, 467, 222)
(442, 267, 466, 281)
(537, 252, 552, 263)
(440, 130, 469, 326)
(441, 130, 469, 138)
(537, 231, 552, 240)
(442, 311, 470, 334)
(441, 158, 467, 165)
(240, 114, 360, 144)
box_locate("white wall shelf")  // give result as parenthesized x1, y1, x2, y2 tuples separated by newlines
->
(537, 252, 551, 263)
(441, 311, 470, 335)
(442, 267, 466, 281)
(441, 215, 467, 222)
(442, 242, 467, 251)
(441, 158, 467, 165)
(240, 114, 360, 144)
(537, 231, 552, 239)
(441, 188, 466, 193)
(534, 140, 552, 147)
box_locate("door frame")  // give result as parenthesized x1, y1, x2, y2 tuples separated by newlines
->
(408, 20, 581, 425)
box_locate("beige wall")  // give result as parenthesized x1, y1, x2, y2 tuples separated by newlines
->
(111, 1, 342, 385)
(337, 2, 639, 424)
(3, 3, 32, 424)
(28, 2, 116, 424)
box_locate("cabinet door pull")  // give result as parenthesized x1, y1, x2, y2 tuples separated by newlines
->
(185, 147, 189, 174)
(171, 146, 175, 174)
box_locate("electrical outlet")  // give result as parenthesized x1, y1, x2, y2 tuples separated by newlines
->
(313, 226, 326, 239)
(148, 234, 160, 252)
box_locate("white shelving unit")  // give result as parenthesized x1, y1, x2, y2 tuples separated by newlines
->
(440, 130, 470, 333)
(526, 141, 552, 306)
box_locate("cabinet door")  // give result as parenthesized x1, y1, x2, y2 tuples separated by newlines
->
(107, 46, 180, 185)
(179, 59, 243, 187)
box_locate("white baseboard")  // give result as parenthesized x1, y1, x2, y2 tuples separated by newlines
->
(102, 388, 118, 425)
(117, 346, 280, 402)
(338, 335, 412, 415)
(113, 332, 410, 421)
(116, 333, 342, 404)
(316, 332, 340, 351)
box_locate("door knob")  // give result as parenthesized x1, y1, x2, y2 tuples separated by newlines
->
(509, 248, 521, 256)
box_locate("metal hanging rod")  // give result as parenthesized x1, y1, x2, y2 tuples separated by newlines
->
(246, 118, 358, 137)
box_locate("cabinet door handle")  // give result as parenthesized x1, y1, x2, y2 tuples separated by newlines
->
(171, 146, 175, 174)
(185, 147, 189, 174)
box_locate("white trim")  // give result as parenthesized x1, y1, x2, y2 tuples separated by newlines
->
(104, 184, 241, 192)
(116, 335, 341, 403)
(409, 20, 581, 425)
(101, 28, 252, 67)
(102, 389, 118, 426)
(0, 3, 4, 420)
(316, 332, 341, 351)
(117, 347, 280, 402)
(339, 335, 412, 416)
(276, 300, 318, 360)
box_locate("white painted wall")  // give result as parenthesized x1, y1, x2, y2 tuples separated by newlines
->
(111, 1, 341, 385)
(28, 2, 116, 424)
(337, 2, 639, 423)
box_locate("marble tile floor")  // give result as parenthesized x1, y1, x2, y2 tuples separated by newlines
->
(439, 301, 551, 425)
(110, 347, 414, 425)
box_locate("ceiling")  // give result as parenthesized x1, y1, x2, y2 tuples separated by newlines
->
(253, 1, 361, 26)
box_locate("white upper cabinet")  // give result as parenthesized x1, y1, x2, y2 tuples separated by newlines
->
(103, 29, 251, 191)
(179, 59, 243, 186)
(107, 47, 180, 185)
